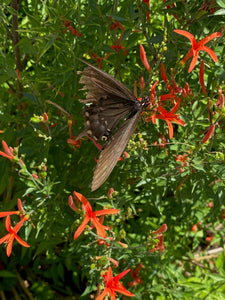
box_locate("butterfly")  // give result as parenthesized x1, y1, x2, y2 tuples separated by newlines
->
(76, 59, 149, 191)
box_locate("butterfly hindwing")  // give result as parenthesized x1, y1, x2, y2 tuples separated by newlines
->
(91, 110, 142, 191)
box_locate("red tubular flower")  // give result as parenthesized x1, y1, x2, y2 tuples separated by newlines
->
(200, 60, 207, 95)
(96, 267, 135, 300)
(140, 45, 151, 71)
(128, 263, 143, 287)
(161, 63, 168, 83)
(153, 224, 167, 234)
(202, 124, 215, 143)
(140, 76, 145, 89)
(108, 188, 114, 198)
(174, 29, 222, 73)
(0, 215, 30, 257)
(72, 191, 119, 240)
(0, 140, 15, 160)
(111, 34, 127, 56)
(43, 112, 48, 122)
(110, 21, 125, 31)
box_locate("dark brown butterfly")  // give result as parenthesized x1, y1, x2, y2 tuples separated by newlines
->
(76, 59, 149, 191)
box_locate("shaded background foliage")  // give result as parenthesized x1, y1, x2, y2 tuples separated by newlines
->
(0, 0, 225, 299)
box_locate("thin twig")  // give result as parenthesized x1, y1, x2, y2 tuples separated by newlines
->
(0, 290, 7, 300)
(11, 287, 21, 300)
(17, 273, 34, 300)
(11, 0, 23, 97)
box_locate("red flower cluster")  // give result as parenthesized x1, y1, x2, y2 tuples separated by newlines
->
(91, 52, 111, 68)
(62, 19, 82, 37)
(140, 47, 186, 139)
(149, 224, 167, 253)
(111, 34, 127, 56)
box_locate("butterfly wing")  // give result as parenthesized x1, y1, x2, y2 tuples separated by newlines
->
(91, 110, 142, 191)
(78, 59, 137, 102)
(76, 60, 138, 142)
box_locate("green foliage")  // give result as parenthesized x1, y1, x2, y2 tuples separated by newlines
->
(0, 0, 225, 299)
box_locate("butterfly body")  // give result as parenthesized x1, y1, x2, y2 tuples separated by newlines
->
(76, 60, 149, 191)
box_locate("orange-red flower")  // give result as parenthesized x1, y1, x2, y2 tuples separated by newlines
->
(160, 63, 192, 98)
(111, 34, 127, 56)
(147, 98, 185, 139)
(71, 191, 119, 240)
(202, 124, 215, 143)
(128, 263, 143, 287)
(0, 215, 30, 257)
(140, 45, 151, 71)
(62, 19, 82, 37)
(96, 267, 135, 300)
(0, 140, 15, 160)
(91, 52, 111, 68)
(140, 76, 145, 90)
(174, 29, 222, 73)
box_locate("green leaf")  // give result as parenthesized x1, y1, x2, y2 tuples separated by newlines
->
(216, 0, 225, 8)
(0, 271, 17, 278)
(212, 8, 225, 15)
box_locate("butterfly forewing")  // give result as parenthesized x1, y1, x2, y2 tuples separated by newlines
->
(78, 59, 137, 101)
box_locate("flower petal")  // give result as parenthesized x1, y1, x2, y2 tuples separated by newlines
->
(114, 268, 131, 281)
(74, 215, 90, 240)
(6, 234, 14, 257)
(174, 29, 196, 48)
(94, 209, 119, 217)
(0, 211, 19, 218)
(198, 32, 223, 47)
(165, 120, 174, 139)
(113, 283, 135, 297)
(92, 217, 106, 238)
(14, 234, 30, 247)
(200, 46, 218, 62)
(95, 288, 108, 300)
(188, 52, 199, 73)
(181, 49, 194, 64)
(0, 233, 10, 244)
